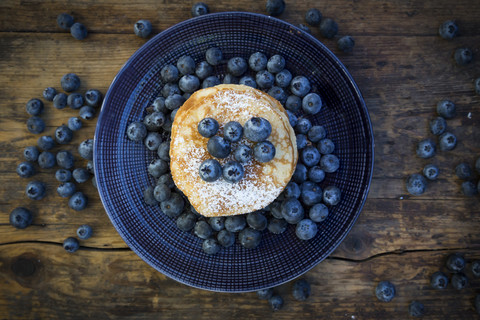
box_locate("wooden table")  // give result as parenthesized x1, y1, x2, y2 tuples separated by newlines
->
(1, 0, 479, 319)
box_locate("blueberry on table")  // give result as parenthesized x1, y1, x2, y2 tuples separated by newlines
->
(69, 192, 88, 211)
(37, 135, 55, 151)
(430, 271, 448, 289)
(438, 20, 458, 40)
(194, 220, 213, 239)
(295, 219, 318, 240)
(275, 69, 292, 88)
(57, 182, 76, 198)
(179, 74, 200, 93)
(281, 198, 304, 224)
(290, 76, 311, 98)
(266, 0, 285, 17)
(67, 92, 84, 109)
(202, 238, 220, 255)
(429, 116, 447, 135)
(309, 203, 329, 222)
(416, 139, 436, 159)
(217, 229, 235, 247)
(61, 73, 81, 92)
(57, 13, 74, 30)
(436, 100, 456, 119)
(234, 144, 252, 163)
(222, 161, 245, 183)
(244, 117, 272, 142)
(84, 89, 103, 107)
(254, 141, 276, 163)
(455, 162, 473, 180)
(63, 237, 80, 253)
(338, 36, 355, 53)
(10, 207, 33, 229)
(79, 106, 96, 120)
(446, 253, 466, 272)
(475, 77, 480, 95)
(476, 295, 480, 315)
(191, 2, 209, 17)
(451, 273, 468, 290)
(55, 125, 73, 144)
(472, 260, 480, 278)
(24, 146, 40, 162)
(319, 18, 338, 39)
(26, 98, 44, 116)
(70, 22, 87, 40)
(38, 151, 56, 169)
(224, 215, 247, 233)
(78, 139, 94, 160)
(160, 192, 184, 218)
(248, 52, 268, 72)
(439, 132, 457, 151)
(246, 211, 268, 231)
(406, 173, 427, 196)
(375, 281, 395, 302)
(238, 228, 262, 249)
(423, 164, 439, 180)
(292, 278, 311, 301)
(53, 92, 68, 109)
(27, 116, 45, 134)
(454, 47, 473, 66)
(198, 117, 219, 138)
(409, 301, 425, 317)
(16, 162, 35, 178)
(227, 57, 248, 77)
(26, 181, 46, 200)
(323, 186, 341, 206)
(77, 225, 93, 240)
(205, 47, 223, 66)
(269, 295, 284, 311)
(55, 169, 72, 182)
(257, 288, 274, 300)
(73, 168, 91, 183)
(176, 212, 197, 232)
(133, 19, 152, 38)
(224, 121, 243, 143)
(56, 150, 74, 169)
(176, 55, 196, 75)
(305, 8, 322, 26)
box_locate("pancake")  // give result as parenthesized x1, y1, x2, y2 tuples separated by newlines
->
(170, 84, 297, 217)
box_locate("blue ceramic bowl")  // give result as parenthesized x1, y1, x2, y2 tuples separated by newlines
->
(94, 12, 374, 292)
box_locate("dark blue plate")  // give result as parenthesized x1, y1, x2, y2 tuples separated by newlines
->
(94, 12, 374, 292)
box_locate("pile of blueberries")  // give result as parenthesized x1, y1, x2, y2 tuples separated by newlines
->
(198, 116, 276, 183)
(11, 72, 101, 253)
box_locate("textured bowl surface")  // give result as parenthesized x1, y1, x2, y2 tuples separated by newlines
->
(94, 12, 374, 292)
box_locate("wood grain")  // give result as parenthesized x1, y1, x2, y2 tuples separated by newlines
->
(1, 0, 480, 318)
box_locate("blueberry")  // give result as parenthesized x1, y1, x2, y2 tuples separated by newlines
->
(144, 112, 166, 132)
(224, 121, 244, 143)
(133, 19, 152, 38)
(267, 86, 287, 104)
(194, 220, 213, 239)
(147, 159, 169, 178)
(73, 168, 90, 183)
(199, 159, 222, 182)
(472, 260, 480, 278)
(55, 169, 72, 182)
(292, 278, 311, 301)
(83, 89, 102, 107)
(275, 69, 292, 89)
(318, 138, 335, 155)
(239, 75, 257, 88)
(416, 139, 436, 159)
(246, 211, 268, 231)
(286, 110, 298, 128)
(248, 52, 268, 72)
(67, 117, 82, 131)
(290, 76, 311, 98)
(205, 47, 223, 66)
(77, 225, 93, 240)
(26, 98, 44, 116)
(269, 200, 283, 219)
(156, 174, 174, 190)
(302, 93, 322, 115)
(296, 219, 318, 240)
(439, 132, 457, 151)
(63, 237, 80, 253)
(202, 238, 220, 255)
(156, 142, 170, 162)
(281, 198, 304, 224)
(191, 2, 209, 17)
(475, 77, 480, 95)
(234, 144, 252, 163)
(423, 164, 439, 180)
(177, 55, 196, 75)
(161, 192, 184, 218)
(409, 301, 425, 317)
(446, 253, 466, 272)
(198, 118, 219, 138)
(53, 93, 68, 109)
(298, 23, 311, 33)
(79, 106, 95, 120)
(430, 116, 447, 135)
(323, 186, 341, 206)
(269, 295, 284, 311)
(67, 93, 84, 109)
(159, 65, 178, 84)
(267, 218, 288, 234)
(244, 117, 272, 142)
(431, 271, 448, 289)
(293, 163, 308, 184)
(451, 273, 468, 290)
(454, 47, 473, 66)
(126, 122, 147, 142)
(337, 36, 355, 53)
(43, 87, 57, 101)
(143, 132, 162, 151)
(208, 216, 225, 232)
(27, 116, 45, 134)
(217, 229, 235, 247)
(24, 146, 39, 162)
(295, 118, 312, 134)
(308, 125, 327, 143)
(69, 192, 88, 210)
(78, 139, 94, 160)
(461, 181, 478, 196)
(176, 212, 197, 232)
(143, 186, 158, 206)
(406, 173, 427, 196)
(57, 13, 74, 30)
(309, 203, 329, 222)
(456, 162, 473, 180)
(10, 207, 33, 229)
(70, 22, 87, 40)
(56, 150, 75, 169)
(57, 182, 76, 198)
(439, 20, 458, 40)
(266, 55, 285, 74)
(38, 151, 56, 169)
(285, 95, 302, 112)
(16, 162, 35, 178)
(37, 135, 55, 151)
(202, 75, 221, 88)
(296, 134, 308, 151)
(162, 118, 173, 132)
(54, 125, 73, 144)
(254, 141, 276, 163)
(239, 228, 262, 249)
(257, 288, 274, 300)
(301, 146, 320, 167)
(305, 8, 322, 26)
(266, 0, 285, 17)
(256, 70, 275, 89)
(308, 166, 325, 183)
(86, 161, 94, 175)
(152, 183, 170, 202)
(319, 18, 338, 39)
(61, 73, 81, 92)
(222, 161, 244, 183)
(437, 100, 456, 119)
(320, 154, 340, 173)
(207, 136, 231, 159)
(225, 215, 247, 233)
(26, 181, 46, 200)
(300, 181, 323, 206)
(179, 75, 200, 93)
(283, 181, 301, 199)
(192, 61, 213, 80)
(227, 57, 248, 77)
(476, 295, 480, 315)
(375, 281, 395, 302)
